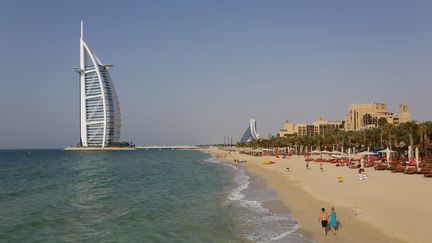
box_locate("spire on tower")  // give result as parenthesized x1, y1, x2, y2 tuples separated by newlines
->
(80, 20, 84, 39)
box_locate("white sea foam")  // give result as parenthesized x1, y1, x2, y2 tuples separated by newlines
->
(204, 154, 315, 243)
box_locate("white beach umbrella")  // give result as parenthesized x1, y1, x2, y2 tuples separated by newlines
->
(378, 148, 395, 164)
(348, 148, 351, 163)
(357, 151, 376, 156)
(415, 147, 419, 167)
(386, 149, 391, 163)
(408, 146, 412, 161)
(353, 147, 356, 155)
(341, 146, 344, 155)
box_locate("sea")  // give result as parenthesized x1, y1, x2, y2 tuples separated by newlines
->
(0, 149, 313, 242)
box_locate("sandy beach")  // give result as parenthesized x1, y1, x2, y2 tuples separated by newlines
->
(208, 147, 432, 243)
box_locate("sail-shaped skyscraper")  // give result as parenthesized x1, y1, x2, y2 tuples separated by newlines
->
(240, 118, 260, 143)
(75, 21, 121, 147)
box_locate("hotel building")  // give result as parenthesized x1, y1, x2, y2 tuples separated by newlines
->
(344, 102, 411, 131)
(74, 21, 121, 147)
(278, 102, 411, 137)
(277, 116, 343, 137)
(240, 118, 260, 142)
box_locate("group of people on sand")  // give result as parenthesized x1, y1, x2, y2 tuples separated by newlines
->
(305, 161, 325, 172)
(319, 207, 338, 237)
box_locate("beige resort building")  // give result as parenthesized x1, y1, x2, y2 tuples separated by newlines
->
(278, 116, 343, 137)
(344, 102, 411, 131)
(278, 102, 411, 137)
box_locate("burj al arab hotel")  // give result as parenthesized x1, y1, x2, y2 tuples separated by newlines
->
(74, 21, 121, 147)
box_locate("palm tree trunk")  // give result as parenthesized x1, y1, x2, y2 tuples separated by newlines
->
(388, 132, 392, 150)
(380, 128, 383, 148)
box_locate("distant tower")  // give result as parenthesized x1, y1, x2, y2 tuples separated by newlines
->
(399, 104, 411, 123)
(75, 21, 121, 147)
(240, 118, 260, 143)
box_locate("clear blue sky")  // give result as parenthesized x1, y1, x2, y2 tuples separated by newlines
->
(1, 0, 431, 148)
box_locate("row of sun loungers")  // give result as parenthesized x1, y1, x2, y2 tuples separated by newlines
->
(303, 154, 432, 178)
(373, 161, 432, 178)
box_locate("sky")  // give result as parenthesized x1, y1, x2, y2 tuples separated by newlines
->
(0, 0, 431, 148)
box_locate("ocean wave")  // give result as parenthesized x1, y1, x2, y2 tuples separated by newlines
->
(204, 154, 314, 243)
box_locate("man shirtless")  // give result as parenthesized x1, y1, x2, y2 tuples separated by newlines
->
(318, 208, 329, 237)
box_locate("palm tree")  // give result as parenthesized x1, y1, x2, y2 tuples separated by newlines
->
(377, 117, 388, 148)
(399, 121, 419, 159)
(384, 124, 396, 149)
(345, 131, 356, 147)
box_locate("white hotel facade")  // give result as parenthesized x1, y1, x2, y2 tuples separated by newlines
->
(75, 21, 121, 147)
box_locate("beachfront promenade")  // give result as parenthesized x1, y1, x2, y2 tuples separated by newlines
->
(208, 147, 431, 243)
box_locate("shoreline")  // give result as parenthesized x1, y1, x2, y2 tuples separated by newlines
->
(211, 155, 313, 242)
(207, 148, 409, 243)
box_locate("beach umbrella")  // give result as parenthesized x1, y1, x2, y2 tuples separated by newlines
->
(367, 146, 370, 152)
(408, 146, 412, 161)
(348, 148, 351, 163)
(357, 151, 376, 156)
(386, 149, 390, 163)
(415, 147, 419, 167)
(321, 150, 331, 155)
(378, 148, 395, 164)
(353, 147, 356, 155)
(341, 146, 344, 155)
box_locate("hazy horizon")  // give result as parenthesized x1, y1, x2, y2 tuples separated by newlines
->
(1, 0, 431, 148)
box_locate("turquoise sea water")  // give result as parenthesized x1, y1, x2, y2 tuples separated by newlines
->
(0, 150, 312, 242)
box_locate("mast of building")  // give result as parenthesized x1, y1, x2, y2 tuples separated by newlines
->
(79, 20, 86, 146)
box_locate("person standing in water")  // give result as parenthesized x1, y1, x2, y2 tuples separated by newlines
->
(329, 207, 337, 235)
(318, 208, 329, 237)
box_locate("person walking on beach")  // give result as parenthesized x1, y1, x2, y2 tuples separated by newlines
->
(318, 208, 329, 237)
(320, 163, 324, 172)
(329, 207, 337, 235)
(306, 161, 310, 170)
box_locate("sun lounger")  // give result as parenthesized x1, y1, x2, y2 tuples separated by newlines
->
(374, 164, 388, 170)
(403, 167, 417, 174)
(391, 166, 406, 173)
(388, 165, 397, 170)
(417, 167, 432, 174)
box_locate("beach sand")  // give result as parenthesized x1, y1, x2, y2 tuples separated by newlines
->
(208, 147, 431, 243)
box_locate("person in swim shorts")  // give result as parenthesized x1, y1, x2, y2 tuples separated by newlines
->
(318, 207, 329, 237)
